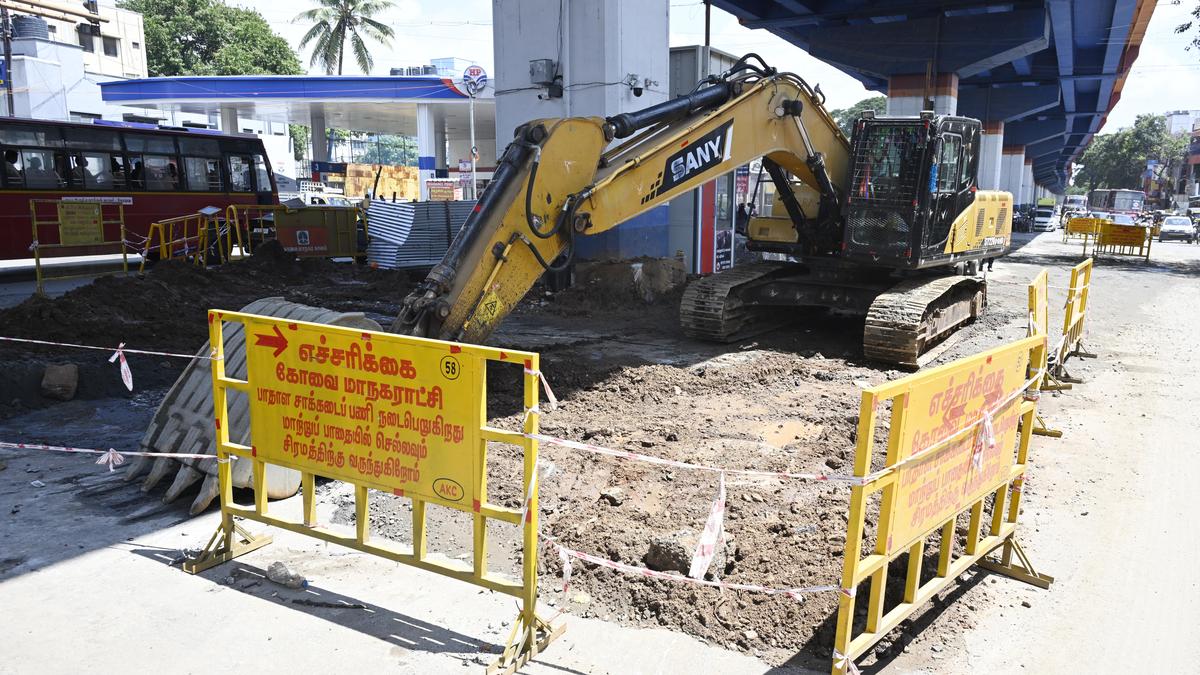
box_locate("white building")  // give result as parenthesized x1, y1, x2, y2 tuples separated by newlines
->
(1166, 110, 1200, 136)
(42, 4, 148, 80)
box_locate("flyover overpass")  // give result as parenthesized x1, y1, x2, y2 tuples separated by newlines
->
(714, 0, 1155, 199)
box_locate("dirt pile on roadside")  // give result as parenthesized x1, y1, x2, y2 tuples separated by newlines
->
(0, 241, 413, 354)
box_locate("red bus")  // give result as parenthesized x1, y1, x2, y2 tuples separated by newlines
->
(0, 117, 278, 260)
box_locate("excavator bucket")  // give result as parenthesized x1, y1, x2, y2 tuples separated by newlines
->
(122, 297, 382, 515)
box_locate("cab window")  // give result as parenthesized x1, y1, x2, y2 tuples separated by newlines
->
(936, 135, 961, 192)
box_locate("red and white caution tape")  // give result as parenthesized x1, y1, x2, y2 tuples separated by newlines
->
(0, 441, 230, 472)
(0, 335, 218, 392)
(108, 342, 134, 392)
(688, 472, 725, 580)
(0, 335, 216, 361)
(547, 538, 853, 601)
(524, 366, 558, 411)
(559, 546, 573, 594)
(833, 649, 862, 675)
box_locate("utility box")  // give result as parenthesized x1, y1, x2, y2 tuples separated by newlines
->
(529, 59, 557, 86)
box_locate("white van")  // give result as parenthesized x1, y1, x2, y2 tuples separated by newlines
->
(1032, 207, 1056, 231)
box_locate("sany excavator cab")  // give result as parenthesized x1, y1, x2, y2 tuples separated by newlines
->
(395, 54, 1011, 368)
(842, 113, 1008, 270)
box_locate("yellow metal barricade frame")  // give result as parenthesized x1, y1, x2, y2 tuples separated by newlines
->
(1095, 221, 1151, 260)
(1027, 270, 1062, 436)
(29, 199, 128, 295)
(1052, 257, 1096, 383)
(831, 335, 1053, 674)
(185, 310, 561, 674)
(138, 212, 222, 273)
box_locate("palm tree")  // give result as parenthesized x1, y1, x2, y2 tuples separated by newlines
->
(295, 0, 395, 75)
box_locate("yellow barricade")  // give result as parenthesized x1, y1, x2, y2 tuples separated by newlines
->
(1053, 257, 1096, 382)
(1027, 270, 1062, 436)
(1062, 216, 1102, 246)
(29, 199, 128, 295)
(1095, 222, 1151, 260)
(832, 335, 1053, 674)
(185, 311, 561, 674)
(138, 212, 221, 273)
(226, 204, 366, 259)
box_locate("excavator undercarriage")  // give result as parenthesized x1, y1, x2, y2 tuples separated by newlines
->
(678, 261, 987, 368)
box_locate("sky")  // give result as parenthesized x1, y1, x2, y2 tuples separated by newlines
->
(229, 0, 1197, 133)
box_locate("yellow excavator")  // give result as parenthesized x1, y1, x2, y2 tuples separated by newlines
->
(394, 54, 1011, 367)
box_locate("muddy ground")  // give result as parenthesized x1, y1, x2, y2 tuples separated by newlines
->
(0, 242, 1046, 670)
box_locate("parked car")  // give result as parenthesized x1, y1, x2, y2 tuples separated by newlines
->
(1158, 216, 1195, 243)
(1032, 207, 1056, 231)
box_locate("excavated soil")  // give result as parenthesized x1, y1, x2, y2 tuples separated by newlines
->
(0, 241, 412, 415)
(0, 248, 1036, 668)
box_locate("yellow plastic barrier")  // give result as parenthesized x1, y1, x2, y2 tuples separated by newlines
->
(138, 212, 221, 273)
(1052, 257, 1096, 382)
(186, 311, 561, 674)
(226, 204, 365, 259)
(1095, 222, 1151, 260)
(832, 335, 1053, 674)
(29, 199, 128, 295)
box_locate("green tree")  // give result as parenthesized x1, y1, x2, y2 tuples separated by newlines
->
(289, 124, 310, 161)
(828, 96, 887, 136)
(118, 0, 301, 76)
(358, 134, 417, 165)
(1074, 115, 1188, 199)
(295, 0, 395, 75)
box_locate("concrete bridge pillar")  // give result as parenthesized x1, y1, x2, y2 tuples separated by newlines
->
(886, 73, 958, 116)
(978, 121, 1004, 191)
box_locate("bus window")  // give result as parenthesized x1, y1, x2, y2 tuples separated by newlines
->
(22, 149, 64, 188)
(138, 155, 179, 190)
(178, 137, 221, 157)
(109, 155, 128, 189)
(3, 149, 22, 186)
(0, 126, 60, 148)
(253, 154, 271, 192)
(69, 151, 116, 189)
(63, 127, 121, 151)
(228, 155, 253, 192)
(184, 156, 222, 191)
(125, 133, 176, 155)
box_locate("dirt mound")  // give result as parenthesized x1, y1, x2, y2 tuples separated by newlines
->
(0, 242, 413, 354)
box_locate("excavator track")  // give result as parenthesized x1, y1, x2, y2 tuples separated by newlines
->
(863, 275, 987, 369)
(679, 262, 788, 342)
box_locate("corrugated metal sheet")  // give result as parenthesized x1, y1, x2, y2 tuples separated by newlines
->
(366, 199, 476, 270)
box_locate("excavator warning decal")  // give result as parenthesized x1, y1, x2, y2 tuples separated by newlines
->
(656, 120, 734, 196)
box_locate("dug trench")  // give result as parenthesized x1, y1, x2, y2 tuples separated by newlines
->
(0, 250, 1036, 670)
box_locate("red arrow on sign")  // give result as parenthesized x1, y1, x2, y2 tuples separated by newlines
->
(253, 325, 289, 357)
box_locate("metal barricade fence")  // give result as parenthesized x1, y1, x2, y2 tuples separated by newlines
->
(29, 199, 128, 295)
(138, 212, 221, 273)
(1095, 222, 1151, 260)
(186, 311, 561, 674)
(831, 335, 1053, 674)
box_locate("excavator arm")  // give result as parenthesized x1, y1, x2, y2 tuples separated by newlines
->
(393, 57, 850, 343)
